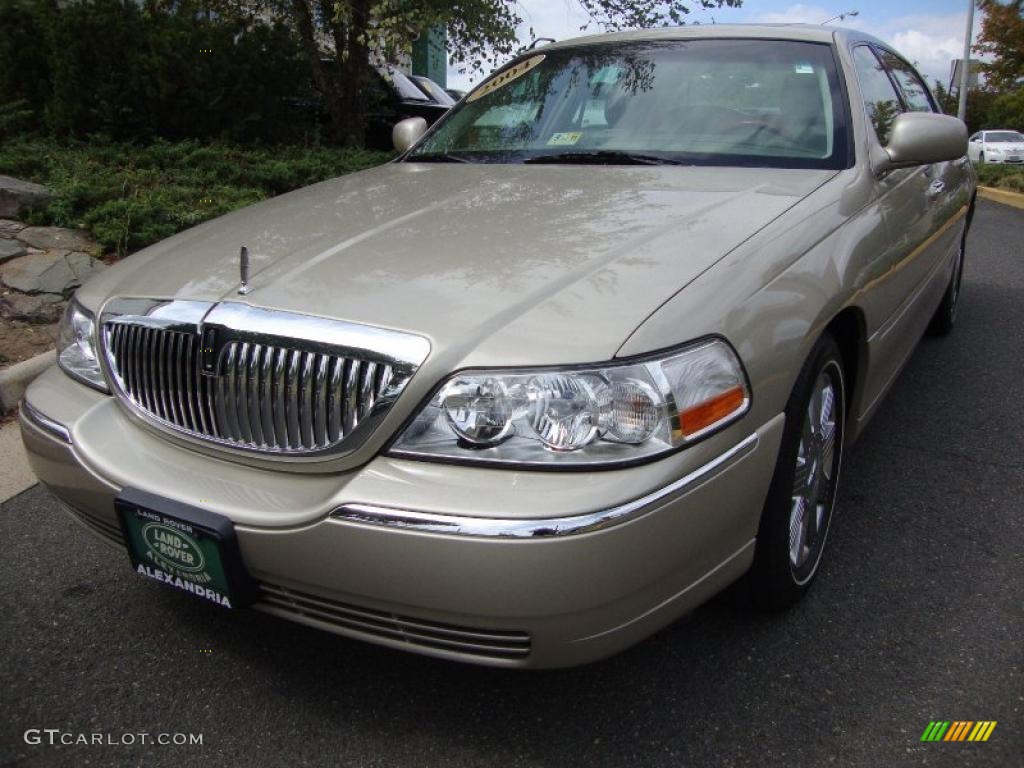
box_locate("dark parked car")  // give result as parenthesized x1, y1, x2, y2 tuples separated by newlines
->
(286, 65, 451, 149)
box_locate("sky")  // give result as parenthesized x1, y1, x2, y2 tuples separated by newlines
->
(445, 0, 982, 92)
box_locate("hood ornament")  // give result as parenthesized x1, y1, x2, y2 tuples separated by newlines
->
(238, 245, 251, 295)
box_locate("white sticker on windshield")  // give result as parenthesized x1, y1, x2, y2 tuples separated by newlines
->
(467, 55, 546, 103)
(547, 132, 583, 146)
(794, 62, 815, 74)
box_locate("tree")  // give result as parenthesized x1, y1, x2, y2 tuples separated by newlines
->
(987, 87, 1024, 128)
(974, 0, 1023, 92)
(933, 78, 1001, 132)
(206, 0, 742, 146)
(932, 80, 957, 115)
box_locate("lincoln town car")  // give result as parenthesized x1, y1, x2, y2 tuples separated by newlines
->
(20, 25, 974, 667)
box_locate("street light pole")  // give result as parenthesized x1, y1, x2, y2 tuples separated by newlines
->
(957, 0, 975, 122)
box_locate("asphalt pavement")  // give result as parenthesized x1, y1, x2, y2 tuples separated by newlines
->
(1, 200, 1021, 768)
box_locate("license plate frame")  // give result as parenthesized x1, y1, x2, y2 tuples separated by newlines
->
(116, 488, 256, 609)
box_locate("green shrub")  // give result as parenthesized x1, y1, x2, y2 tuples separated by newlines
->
(0, 138, 392, 255)
(976, 163, 1024, 193)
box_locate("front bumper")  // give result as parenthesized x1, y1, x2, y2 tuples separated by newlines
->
(20, 365, 784, 668)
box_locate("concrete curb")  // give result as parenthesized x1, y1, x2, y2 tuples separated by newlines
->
(0, 350, 55, 413)
(978, 186, 1024, 211)
(0, 419, 37, 502)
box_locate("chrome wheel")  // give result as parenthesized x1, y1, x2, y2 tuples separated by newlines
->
(750, 334, 846, 609)
(788, 365, 840, 580)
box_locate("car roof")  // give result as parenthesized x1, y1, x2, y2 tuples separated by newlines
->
(537, 23, 886, 52)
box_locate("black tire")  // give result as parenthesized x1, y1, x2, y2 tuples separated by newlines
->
(748, 333, 846, 611)
(927, 233, 967, 337)
(978, 152, 985, 164)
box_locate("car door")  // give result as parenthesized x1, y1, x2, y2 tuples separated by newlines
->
(876, 48, 969, 279)
(849, 45, 963, 414)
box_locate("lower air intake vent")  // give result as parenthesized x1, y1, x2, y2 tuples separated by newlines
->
(257, 583, 531, 661)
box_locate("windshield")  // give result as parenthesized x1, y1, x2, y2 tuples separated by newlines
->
(382, 68, 430, 101)
(986, 131, 1023, 143)
(407, 40, 848, 168)
(413, 76, 456, 106)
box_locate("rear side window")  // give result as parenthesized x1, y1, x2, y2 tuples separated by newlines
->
(852, 45, 903, 144)
(876, 50, 935, 113)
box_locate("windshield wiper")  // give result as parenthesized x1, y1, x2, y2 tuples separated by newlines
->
(407, 152, 472, 163)
(523, 150, 684, 166)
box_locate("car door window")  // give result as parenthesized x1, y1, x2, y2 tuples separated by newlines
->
(876, 50, 935, 112)
(852, 45, 903, 144)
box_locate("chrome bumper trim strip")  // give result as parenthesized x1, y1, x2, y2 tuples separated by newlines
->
(20, 399, 71, 443)
(330, 432, 759, 538)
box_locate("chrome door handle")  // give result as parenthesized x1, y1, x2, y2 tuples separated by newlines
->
(927, 179, 946, 197)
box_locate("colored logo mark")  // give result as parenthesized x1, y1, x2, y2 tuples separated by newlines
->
(921, 721, 997, 742)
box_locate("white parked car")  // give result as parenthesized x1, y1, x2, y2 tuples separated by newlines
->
(967, 130, 1024, 164)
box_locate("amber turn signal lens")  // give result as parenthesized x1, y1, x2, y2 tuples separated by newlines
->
(679, 385, 746, 437)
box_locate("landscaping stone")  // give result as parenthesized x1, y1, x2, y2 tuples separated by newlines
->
(0, 293, 65, 324)
(16, 226, 101, 256)
(1, 251, 105, 295)
(0, 219, 26, 238)
(0, 176, 52, 218)
(0, 238, 27, 264)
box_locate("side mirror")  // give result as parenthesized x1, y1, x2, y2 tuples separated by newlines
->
(874, 112, 967, 174)
(392, 117, 428, 153)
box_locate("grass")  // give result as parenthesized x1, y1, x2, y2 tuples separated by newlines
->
(0, 137, 393, 256)
(975, 163, 1024, 194)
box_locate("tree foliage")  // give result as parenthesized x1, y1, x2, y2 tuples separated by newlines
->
(974, 0, 1023, 92)
(1, 0, 744, 147)
(0, 0, 313, 143)
(575, 0, 742, 31)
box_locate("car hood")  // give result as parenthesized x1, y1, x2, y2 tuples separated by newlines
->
(80, 162, 834, 368)
(985, 142, 1024, 152)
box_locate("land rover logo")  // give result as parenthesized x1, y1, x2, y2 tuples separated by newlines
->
(141, 523, 205, 573)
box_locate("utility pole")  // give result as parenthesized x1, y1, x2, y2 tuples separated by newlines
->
(957, 0, 975, 122)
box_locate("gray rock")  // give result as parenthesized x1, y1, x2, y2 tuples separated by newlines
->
(0, 238, 27, 264)
(0, 292, 65, 324)
(17, 226, 100, 256)
(0, 176, 51, 218)
(0, 219, 26, 238)
(66, 251, 104, 282)
(0, 251, 105, 295)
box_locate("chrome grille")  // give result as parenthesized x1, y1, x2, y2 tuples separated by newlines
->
(105, 322, 394, 453)
(99, 299, 429, 458)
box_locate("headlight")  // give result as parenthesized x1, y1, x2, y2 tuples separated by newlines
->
(58, 299, 108, 392)
(987, 147, 1003, 155)
(390, 338, 750, 467)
